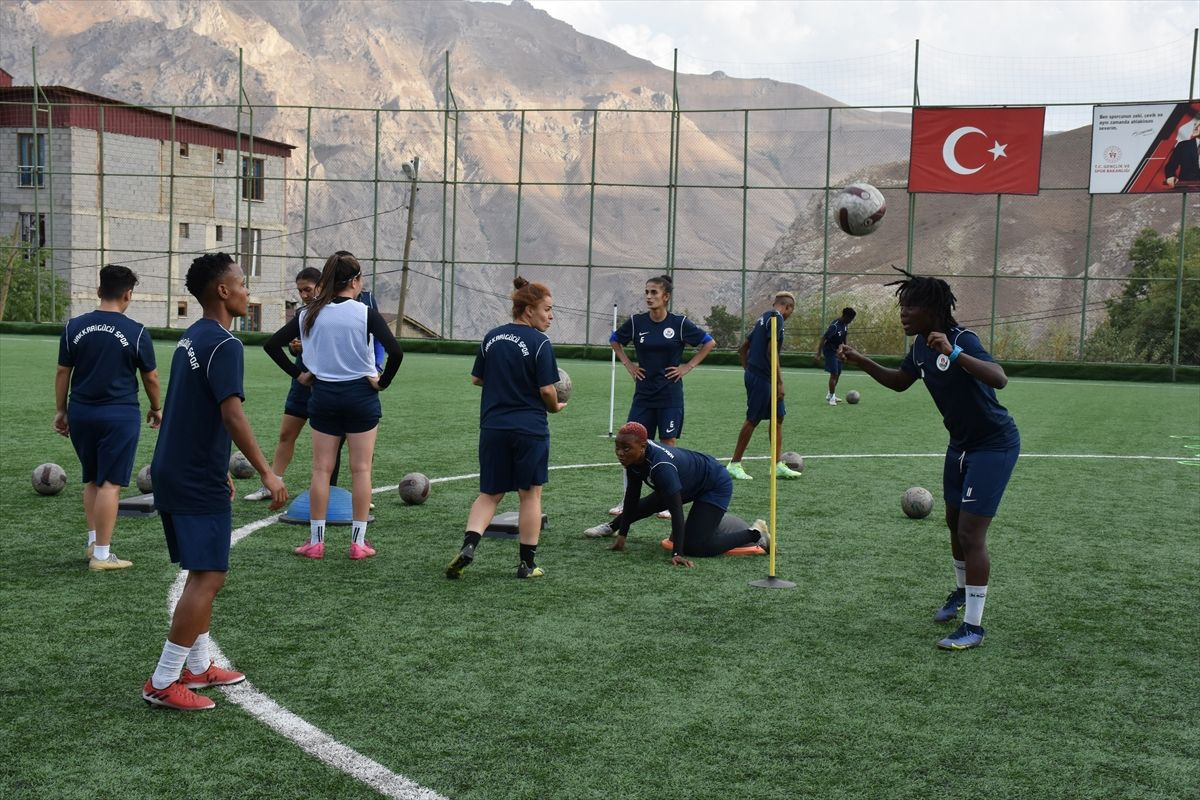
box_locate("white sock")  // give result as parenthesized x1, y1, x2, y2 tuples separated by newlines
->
(965, 584, 988, 626)
(953, 559, 967, 589)
(151, 640, 191, 690)
(351, 520, 367, 546)
(187, 632, 211, 674)
(93, 544, 110, 560)
(310, 520, 325, 546)
(87, 530, 97, 545)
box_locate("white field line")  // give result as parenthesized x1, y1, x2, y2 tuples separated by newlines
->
(164, 448, 1194, 798)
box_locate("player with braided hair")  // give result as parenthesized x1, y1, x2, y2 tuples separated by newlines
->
(585, 422, 769, 567)
(838, 268, 1020, 650)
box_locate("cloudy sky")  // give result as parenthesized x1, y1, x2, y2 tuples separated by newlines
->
(522, 0, 1198, 124)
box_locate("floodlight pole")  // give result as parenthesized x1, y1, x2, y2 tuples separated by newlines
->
(395, 156, 419, 337)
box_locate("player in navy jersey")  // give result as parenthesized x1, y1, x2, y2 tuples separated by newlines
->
(838, 269, 1020, 651)
(446, 277, 566, 580)
(815, 307, 856, 405)
(726, 291, 803, 481)
(602, 274, 715, 521)
(264, 252, 403, 560)
(244, 267, 321, 501)
(588, 422, 768, 566)
(142, 253, 286, 711)
(54, 264, 161, 571)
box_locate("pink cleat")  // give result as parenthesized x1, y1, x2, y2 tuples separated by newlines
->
(349, 541, 376, 560)
(294, 541, 325, 559)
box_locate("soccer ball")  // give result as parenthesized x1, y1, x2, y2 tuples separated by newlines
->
(398, 472, 430, 505)
(781, 451, 804, 473)
(228, 452, 255, 479)
(846, 390, 861, 404)
(554, 368, 572, 404)
(136, 465, 153, 494)
(32, 463, 67, 495)
(834, 183, 886, 236)
(901, 487, 934, 519)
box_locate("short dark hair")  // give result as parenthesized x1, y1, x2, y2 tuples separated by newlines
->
(296, 267, 322, 284)
(98, 264, 138, 300)
(185, 253, 236, 301)
(842, 307, 857, 320)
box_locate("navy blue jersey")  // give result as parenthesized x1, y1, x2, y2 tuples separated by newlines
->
(821, 318, 849, 356)
(58, 310, 155, 406)
(611, 312, 711, 408)
(626, 441, 726, 501)
(151, 319, 245, 513)
(900, 327, 1020, 450)
(473, 323, 559, 435)
(745, 309, 785, 377)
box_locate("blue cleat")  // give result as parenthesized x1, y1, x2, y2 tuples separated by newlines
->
(937, 622, 985, 650)
(933, 587, 966, 623)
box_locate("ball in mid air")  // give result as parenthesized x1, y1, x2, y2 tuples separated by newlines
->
(834, 183, 886, 236)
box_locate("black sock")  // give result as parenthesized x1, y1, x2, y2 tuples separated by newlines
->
(519, 543, 537, 567)
(463, 531, 482, 549)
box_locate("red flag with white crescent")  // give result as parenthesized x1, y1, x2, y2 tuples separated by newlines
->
(908, 107, 1046, 194)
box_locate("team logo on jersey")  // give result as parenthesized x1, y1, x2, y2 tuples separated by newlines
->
(663, 327, 675, 339)
(936, 353, 951, 372)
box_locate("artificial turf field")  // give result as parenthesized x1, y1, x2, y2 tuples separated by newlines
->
(1, 332, 1198, 800)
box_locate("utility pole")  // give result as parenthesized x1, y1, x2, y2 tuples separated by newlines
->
(396, 156, 419, 336)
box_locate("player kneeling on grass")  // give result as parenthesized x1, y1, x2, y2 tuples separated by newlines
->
(142, 253, 286, 710)
(584, 422, 769, 567)
(837, 268, 1019, 651)
(446, 277, 566, 580)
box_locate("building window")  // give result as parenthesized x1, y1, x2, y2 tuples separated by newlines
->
(17, 133, 46, 187)
(215, 149, 225, 165)
(179, 141, 189, 158)
(245, 303, 262, 332)
(241, 156, 264, 201)
(177, 300, 188, 317)
(179, 222, 190, 239)
(19, 212, 45, 258)
(215, 225, 224, 242)
(239, 227, 262, 277)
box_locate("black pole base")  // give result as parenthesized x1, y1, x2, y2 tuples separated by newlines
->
(749, 576, 796, 590)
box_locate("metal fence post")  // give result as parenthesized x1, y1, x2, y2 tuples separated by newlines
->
(1078, 193, 1095, 359)
(167, 108, 177, 328)
(371, 109, 381, 294)
(585, 109, 599, 344)
(990, 193, 1002, 352)
(740, 109, 749, 341)
(513, 109, 526, 280)
(821, 107, 832, 330)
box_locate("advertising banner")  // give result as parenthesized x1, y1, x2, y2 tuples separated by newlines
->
(1089, 102, 1200, 194)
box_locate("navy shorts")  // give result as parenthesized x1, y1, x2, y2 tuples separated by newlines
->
(695, 468, 734, 510)
(479, 428, 549, 494)
(161, 508, 233, 572)
(284, 379, 311, 419)
(628, 403, 684, 440)
(67, 402, 139, 486)
(943, 443, 1020, 518)
(744, 371, 785, 423)
(823, 353, 842, 375)
(308, 378, 381, 436)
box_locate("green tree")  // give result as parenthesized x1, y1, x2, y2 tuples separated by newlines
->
(704, 305, 745, 349)
(0, 237, 70, 323)
(1086, 226, 1200, 365)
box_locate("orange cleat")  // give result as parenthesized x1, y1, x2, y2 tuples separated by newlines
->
(179, 662, 246, 690)
(142, 679, 216, 711)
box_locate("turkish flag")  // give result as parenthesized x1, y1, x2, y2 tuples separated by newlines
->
(908, 107, 1046, 194)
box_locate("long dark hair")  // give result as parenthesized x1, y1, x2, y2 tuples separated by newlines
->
(886, 266, 959, 331)
(303, 252, 361, 335)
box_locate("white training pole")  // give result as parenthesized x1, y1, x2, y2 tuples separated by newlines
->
(608, 303, 617, 437)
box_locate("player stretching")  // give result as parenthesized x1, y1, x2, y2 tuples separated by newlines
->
(55, 264, 160, 570)
(838, 269, 1019, 650)
(726, 291, 803, 481)
(142, 254, 286, 710)
(446, 277, 566, 580)
(815, 307, 855, 405)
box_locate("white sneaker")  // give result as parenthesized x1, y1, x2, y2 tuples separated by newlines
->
(584, 521, 615, 538)
(828, 396, 839, 406)
(656, 510, 671, 519)
(751, 518, 770, 550)
(244, 485, 272, 501)
(608, 505, 623, 517)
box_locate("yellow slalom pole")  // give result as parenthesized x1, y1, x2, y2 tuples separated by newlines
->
(768, 314, 778, 578)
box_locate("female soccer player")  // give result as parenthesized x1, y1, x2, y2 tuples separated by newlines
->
(446, 277, 566, 580)
(245, 267, 321, 501)
(603, 274, 715, 520)
(55, 264, 160, 570)
(585, 422, 768, 566)
(264, 252, 403, 560)
(838, 269, 1020, 650)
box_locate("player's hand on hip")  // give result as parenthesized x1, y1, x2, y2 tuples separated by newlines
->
(665, 364, 689, 381)
(53, 411, 69, 436)
(264, 474, 288, 511)
(626, 363, 645, 381)
(926, 331, 951, 355)
(670, 554, 695, 568)
(367, 375, 381, 391)
(227, 474, 236, 501)
(298, 371, 315, 386)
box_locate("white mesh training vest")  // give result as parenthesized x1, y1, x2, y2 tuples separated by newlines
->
(298, 299, 377, 381)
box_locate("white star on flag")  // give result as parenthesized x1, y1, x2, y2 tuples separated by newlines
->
(988, 141, 1008, 160)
